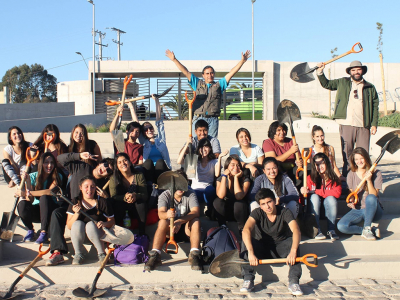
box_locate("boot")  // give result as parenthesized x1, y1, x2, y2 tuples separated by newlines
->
(144, 250, 162, 271)
(188, 250, 203, 271)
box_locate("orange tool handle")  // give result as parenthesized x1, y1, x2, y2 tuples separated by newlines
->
(165, 208, 178, 254)
(346, 162, 377, 204)
(26, 147, 40, 166)
(118, 75, 133, 116)
(43, 132, 55, 152)
(38, 243, 51, 256)
(185, 91, 196, 138)
(105, 96, 145, 106)
(123, 74, 133, 90)
(324, 42, 363, 66)
(20, 243, 50, 277)
(259, 253, 318, 268)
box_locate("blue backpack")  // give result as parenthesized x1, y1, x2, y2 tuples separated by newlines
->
(202, 225, 240, 264)
(114, 234, 149, 265)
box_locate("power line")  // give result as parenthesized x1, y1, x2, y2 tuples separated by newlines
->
(109, 27, 126, 61)
(95, 30, 108, 61)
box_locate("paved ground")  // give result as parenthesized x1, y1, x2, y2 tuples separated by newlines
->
(2, 279, 400, 299)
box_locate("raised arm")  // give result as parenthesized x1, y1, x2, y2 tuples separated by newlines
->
(225, 50, 251, 83)
(127, 102, 139, 122)
(166, 49, 192, 81)
(215, 150, 229, 177)
(152, 95, 162, 122)
(109, 106, 124, 132)
(177, 136, 191, 165)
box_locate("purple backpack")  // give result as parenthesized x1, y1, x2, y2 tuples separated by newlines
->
(114, 234, 149, 265)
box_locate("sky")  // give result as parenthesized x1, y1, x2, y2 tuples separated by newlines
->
(1, 0, 399, 84)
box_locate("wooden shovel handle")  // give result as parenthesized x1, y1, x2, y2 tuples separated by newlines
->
(21, 243, 50, 277)
(119, 75, 133, 114)
(292, 136, 301, 163)
(165, 208, 178, 254)
(105, 96, 145, 106)
(324, 42, 363, 66)
(259, 253, 318, 268)
(346, 163, 377, 204)
(185, 92, 196, 138)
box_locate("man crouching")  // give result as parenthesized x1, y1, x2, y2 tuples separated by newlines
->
(145, 170, 202, 271)
(240, 188, 302, 295)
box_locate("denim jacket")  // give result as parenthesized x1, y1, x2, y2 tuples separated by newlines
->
(140, 119, 171, 169)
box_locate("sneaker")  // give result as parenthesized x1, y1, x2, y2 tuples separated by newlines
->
(23, 230, 35, 242)
(362, 226, 376, 241)
(35, 232, 48, 244)
(327, 230, 339, 241)
(240, 280, 254, 293)
(372, 227, 381, 239)
(315, 231, 326, 240)
(46, 251, 65, 266)
(72, 253, 85, 265)
(144, 250, 162, 271)
(188, 250, 203, 271)
(98, 253, 107, 265)
(288, 283, 303, 296)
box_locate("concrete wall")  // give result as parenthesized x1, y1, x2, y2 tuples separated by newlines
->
(0, 113, 107, 132)
(0, 102, 74, 121)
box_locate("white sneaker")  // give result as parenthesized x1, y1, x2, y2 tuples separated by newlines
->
(362, 226, 376, 241)
(315, 231, 326, 240)
(288, 283, 303, 296)
(240, 280, 254, 292)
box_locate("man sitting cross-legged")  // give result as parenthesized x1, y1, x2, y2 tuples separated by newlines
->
(240, 188, 303, 296)
(144, 170, 202, 271)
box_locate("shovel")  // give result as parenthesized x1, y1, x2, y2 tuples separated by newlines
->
(0, 243, 50, 299)
(111, 75, 133, 153)
(105, 84, 175, 106)
(277, 99, 302, 164)
(209, 249, 318, 279)
(72, 245, 115, 299)
(0, 147, 39, 242)
(183, 91, 198, 178)
(44, 132, 55, 153)
(157, 171, 188, 254)
(290, 42, 363, 83)
(50, 187, 134, 245)
(346, 130, 400, 204)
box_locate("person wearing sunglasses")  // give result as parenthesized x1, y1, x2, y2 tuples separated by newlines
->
(316, 61, 379, 177)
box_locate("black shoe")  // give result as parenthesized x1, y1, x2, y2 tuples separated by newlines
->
(144, 250, 162, 271)
(188, 250, 203, 271)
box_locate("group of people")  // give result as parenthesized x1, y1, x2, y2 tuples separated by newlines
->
(1, 51, 382, 295)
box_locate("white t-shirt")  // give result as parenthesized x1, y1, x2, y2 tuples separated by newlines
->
(229, 143, 264, 164)
(4, 143, 33, 166)
(191, 159, 218, 190)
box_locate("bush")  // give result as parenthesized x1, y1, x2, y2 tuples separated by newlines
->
(85, 124, 96, 133)
(378, 112, 400, 128)
(311, 112, 332, 119)
(97, 123, 110, 133)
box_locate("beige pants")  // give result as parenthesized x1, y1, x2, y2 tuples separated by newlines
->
(339, 125, 370, 177)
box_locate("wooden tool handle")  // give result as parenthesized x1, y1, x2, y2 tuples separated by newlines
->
(102, 180, 110, 190)
(347, 163, 377, 204)
(292, 136, 300, 163)
(324, 42, 363, 66)
(169, 210, 175, 238)
(89, 247, 115, 295)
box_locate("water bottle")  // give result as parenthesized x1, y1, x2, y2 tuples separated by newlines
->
(123, 210, 131, 228)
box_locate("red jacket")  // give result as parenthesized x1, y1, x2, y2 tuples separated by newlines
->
(306, 175, 342, 199)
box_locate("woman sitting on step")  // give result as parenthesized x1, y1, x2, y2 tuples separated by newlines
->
(68, 124, 102, 167)
(301, 153, 341, 241)
(249, 157, 300, 218)
(109, 153, 148, 235)
(16, 152, 67, 243)
(229, 128, 264, 180)
(66, 175, 115, 265)
(213, 155, 251, 234)
(337, 147, 383, 240)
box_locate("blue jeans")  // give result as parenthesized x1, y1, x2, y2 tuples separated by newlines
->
(337, 195, 383, 235)
(194, 185, 216, 210)
(192, 115, 219, 138)
(309, 194, 337, 232)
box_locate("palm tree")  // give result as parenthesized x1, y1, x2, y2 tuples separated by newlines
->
(163, 94, 189, 119)
(228, 82, 259, 89)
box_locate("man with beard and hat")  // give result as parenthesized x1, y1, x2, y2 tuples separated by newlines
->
(316, 61, 379, 177)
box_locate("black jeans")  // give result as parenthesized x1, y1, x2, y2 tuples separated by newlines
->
(213, 195, 249, 231)
(142, 159, 169, 183)
(49, 205, 69, 254)
(241, 237, 302, 284)
(112, 200, 147, 235)
(17, 195, 59, 232)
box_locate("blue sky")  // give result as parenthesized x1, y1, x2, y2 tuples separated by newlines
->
(1, 0, 399, 84)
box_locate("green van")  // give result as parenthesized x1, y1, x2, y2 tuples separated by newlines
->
(220, 88, 263, 120)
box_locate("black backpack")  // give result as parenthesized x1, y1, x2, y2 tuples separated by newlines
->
(202, 225, 240, 265)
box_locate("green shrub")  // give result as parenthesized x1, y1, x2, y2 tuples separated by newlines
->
(311, 111, 332, 119)
(97, 123, 111, 133)
(378, 112, 400, 128)
(85, 124, 96, 133)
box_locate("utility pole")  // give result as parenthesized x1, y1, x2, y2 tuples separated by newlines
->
(110, 27, 126, 60)
(95, 30, 108, 61)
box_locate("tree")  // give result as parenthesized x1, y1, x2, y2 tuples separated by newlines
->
(0, 64, 57, 103)
(376, 22, 383, 55)
(228, 82, 259, 89)
(330, 47, 338, 59)
(163, 94, 189, 119)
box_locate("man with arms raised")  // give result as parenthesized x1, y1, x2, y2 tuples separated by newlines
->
(240, 188, 302, 295)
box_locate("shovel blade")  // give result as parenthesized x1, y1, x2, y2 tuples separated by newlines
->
(290, 62, 315, 83)
(72, 287, 107, 299)
(111, 130, 125, 153)
(157, 171, 188, 192)
(184, 146, 198, 179)
(0, 213, 20, 242)
(376, 130, 400, 154)
(0, 290, 23, 299)
(209, 250, 245, 278)
(277, 100, 302, 124)
(100, 225, 134, 245)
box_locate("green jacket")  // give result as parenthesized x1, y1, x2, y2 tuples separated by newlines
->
(317, 73, 379, 128)
(109, 171, 148, 203)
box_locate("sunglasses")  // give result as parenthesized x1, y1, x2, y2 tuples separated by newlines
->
(144, 126, 154, 131)
(354, 90, 358, 99)
(103, 161, 113, 175)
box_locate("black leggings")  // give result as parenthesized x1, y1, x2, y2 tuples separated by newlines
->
(49, 206, 68, 254)
(112, 200, 147, 235)
(142, 159, 169, 183)
(213, 195, 249, 231)
(17, 195, 59, 232)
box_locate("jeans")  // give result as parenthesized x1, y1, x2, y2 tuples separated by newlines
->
(309, 194, 338, 232)
(192, 115, 219, 138)
(71, 220, 105, 256)
(337, 195, 383, 235)
(194, 185, 216, 210)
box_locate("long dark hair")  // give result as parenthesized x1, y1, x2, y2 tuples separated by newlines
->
(34, 124, 68, 155)
(35, 152, 63, 191)
(311, 125, 330, 157)
(310, 153, 340, 188)
(267, 121, 288, 140)
(349, 147, 373, 192)
(236, 128, 252, 144)
(196, 138, 215, 161)
(68, 124, 90, 153)
(262, 157, 284, 197)
(7, 126, 30, 165)
(223, 154, 244, 185)
(78, 175, 100, 215)
(113, 153, 136, 187)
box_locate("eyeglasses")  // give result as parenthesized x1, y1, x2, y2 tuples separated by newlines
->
(103, 161, 113, 175)
(354, 90, 358, 99)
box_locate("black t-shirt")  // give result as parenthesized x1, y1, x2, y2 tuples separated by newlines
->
(67, 197, 114, 223)
(250, 206, 294, 243)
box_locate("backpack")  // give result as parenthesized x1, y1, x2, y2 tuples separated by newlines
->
(202, 225, 240, 265)
(114, 234, 149, 266)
